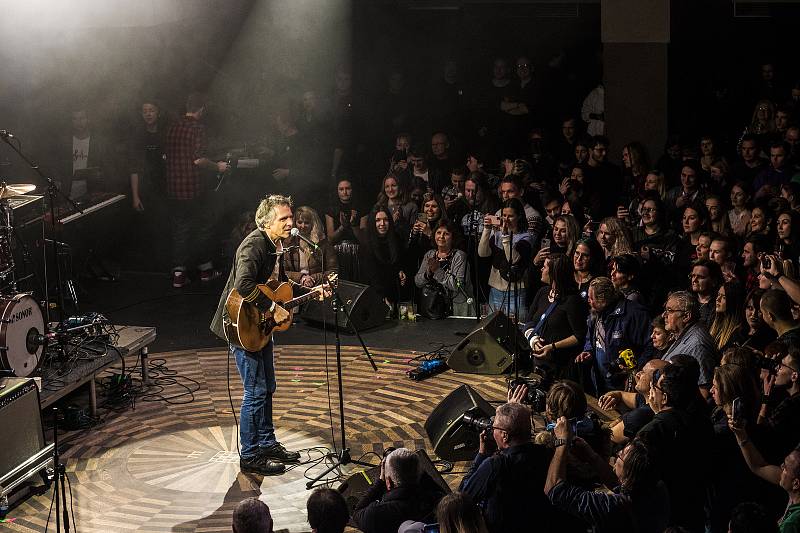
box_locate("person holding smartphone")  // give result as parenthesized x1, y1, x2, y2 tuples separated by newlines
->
(478, 198, 532, 318)
(707, 364, 777, 532)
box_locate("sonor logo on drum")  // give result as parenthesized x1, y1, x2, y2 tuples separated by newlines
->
(10, 306, 33, 323)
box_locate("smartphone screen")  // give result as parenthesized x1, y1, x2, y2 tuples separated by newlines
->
(732, 397, 743, 421)
(423, 524, 440, 533)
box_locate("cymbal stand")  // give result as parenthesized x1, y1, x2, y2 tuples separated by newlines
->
(0, 134, 83, 356)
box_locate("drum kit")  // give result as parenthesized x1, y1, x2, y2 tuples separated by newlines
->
(0, 182, 46, 379)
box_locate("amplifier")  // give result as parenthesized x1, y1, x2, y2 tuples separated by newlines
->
(0, 378, 54, 498)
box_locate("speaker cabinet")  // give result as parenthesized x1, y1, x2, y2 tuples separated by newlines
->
(0, 378, 53, 497)
(424, 384, 495, 462)
(303, 280, 384, 333)
(447, 310, 530, 375)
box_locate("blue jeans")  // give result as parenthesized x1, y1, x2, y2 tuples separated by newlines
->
(489, 287, 527, 320)
(232, 340, 276, 459)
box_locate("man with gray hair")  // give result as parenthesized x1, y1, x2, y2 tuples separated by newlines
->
(353, 448, 444, 533)
(660, 290, 717, 395)
(575, 276, 651, 396)
(460, 402, 555, 533)
(211, 195, 306, 476)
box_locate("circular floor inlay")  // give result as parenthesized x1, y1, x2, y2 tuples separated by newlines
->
(126, 425, 330, 493)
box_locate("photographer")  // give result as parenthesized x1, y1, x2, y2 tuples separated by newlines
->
(442, 167, 469, 223)
(758, 350, 800, 465)
(459, 402, 555, 533)
(478, 198, 533, 317)
(544, 380, 611, 460)
(545, 418, 669, 533)
(575, 277, 651, 396)
(353, 448, 444, 533)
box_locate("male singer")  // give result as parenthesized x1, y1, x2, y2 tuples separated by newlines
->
(210, 194, 303, 475)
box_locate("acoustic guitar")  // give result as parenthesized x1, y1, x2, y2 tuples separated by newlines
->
(224, 273, 336, 352)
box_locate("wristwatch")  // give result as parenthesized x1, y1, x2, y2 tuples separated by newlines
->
(554, 438, 570, 448)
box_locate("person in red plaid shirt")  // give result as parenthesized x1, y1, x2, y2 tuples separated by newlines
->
(165, 92, 229, 288)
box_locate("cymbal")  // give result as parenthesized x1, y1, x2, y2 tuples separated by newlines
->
(0, 183, 36, 198)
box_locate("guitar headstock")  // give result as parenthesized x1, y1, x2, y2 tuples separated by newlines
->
(325, 272, 339, 290)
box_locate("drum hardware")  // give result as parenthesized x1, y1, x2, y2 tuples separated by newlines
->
(1, 131, 87, 372)
(0, 130, 83, 327)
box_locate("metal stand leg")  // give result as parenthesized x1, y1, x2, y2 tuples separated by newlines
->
(89, 377, 97, 417)
(140, 346, 150, 385)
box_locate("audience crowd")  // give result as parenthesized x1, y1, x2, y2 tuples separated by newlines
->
(59, 52, 800, 532)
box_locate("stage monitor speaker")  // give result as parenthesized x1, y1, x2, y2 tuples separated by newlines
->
(303, 280, 384, 333)
(0, 378, 53, 495)
(447, 310, 529, 375)
(424, 384, 495, 462)
(337, 449, 450, 517)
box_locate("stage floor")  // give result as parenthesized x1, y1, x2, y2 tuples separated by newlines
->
(5, 344, 509, 533)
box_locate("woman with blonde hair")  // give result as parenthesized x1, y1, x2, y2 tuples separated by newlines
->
(283, 206, 337, 287)
(643, 171, 667, 200)
(533, 214, 581, 266)
(596, 217, 633, 260)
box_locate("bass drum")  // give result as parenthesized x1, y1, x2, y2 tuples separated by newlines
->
(0, 294, 45, 377)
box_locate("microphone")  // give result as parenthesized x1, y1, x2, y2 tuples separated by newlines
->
(0, 130, 14, 139)
(290, 227, 319, 251)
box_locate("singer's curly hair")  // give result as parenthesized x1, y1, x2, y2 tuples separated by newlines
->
(255, 194, 293, 230)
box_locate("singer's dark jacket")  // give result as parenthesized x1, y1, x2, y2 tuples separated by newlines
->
(210, 228, 295, 342)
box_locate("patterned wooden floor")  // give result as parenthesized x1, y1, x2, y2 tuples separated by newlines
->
(5, 345, 508, 533)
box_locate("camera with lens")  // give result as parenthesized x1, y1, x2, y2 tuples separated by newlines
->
(462, 412, 494, 433)
(507, 376, 548, 413)
(757, 355, 780, 374)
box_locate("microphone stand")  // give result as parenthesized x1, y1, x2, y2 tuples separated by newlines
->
(442, 268, 474, 317)
(307, 246, 377, 490)
(504, 227, 520, 381)
(0, 134, 83, 358)
(50, 407, 71, 532)
(469, 209, 481, 320)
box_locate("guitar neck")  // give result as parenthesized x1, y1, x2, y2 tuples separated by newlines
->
(282, 287, 322, 310)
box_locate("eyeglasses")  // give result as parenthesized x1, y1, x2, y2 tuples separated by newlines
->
(640, 207, 657, 213)
(663, 307, 686, 314)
